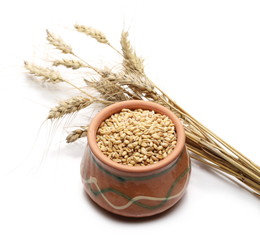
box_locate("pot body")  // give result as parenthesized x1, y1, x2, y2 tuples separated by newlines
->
(81, 100, 191, 217)
(81, 145, 190, 217)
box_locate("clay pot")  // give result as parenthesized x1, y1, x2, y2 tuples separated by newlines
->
(81, 100, 190, 217)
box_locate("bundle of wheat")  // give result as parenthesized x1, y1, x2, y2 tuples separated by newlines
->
(25, 25, 260, 196)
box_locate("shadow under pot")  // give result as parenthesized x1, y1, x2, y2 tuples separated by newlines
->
(81, 100, 191, 217)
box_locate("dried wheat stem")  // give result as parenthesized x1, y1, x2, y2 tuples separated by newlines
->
(186, 130, 246, 169)
(196, 138, 260, 182)
(185, 131, 234, 158)
(201, 121, 260, 171)
(71, 53, 102, 74)
(66, 126, 88, 143)
(169, 95, 251, 161)
(177, 101, 260, 174)
(180, 108, 260, 185)
(189, 147, 243, 178)
(189, 116, 260, 175)
(188, 143, 240, 172)
(185, 118, 217, 145)
(187, 144, 260, 194)
(186, 134, 260, 190)
(46, 30, 73, 54)
(107, 43, 123, 56)
(189, 150, 260, 196)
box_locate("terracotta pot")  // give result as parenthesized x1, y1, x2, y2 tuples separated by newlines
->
(81, 100, 191, 217)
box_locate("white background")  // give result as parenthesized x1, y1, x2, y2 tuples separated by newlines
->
(0, 0, 259, 239)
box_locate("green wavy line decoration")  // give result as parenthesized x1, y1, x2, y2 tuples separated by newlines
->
(89, 147, 183, 182)
(87, 166, 190, 210)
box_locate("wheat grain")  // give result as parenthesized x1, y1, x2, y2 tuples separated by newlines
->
(74, 24, 109, 44)
(46, 30, 73, 54)
(48, 96, 92, 119)
(97, 109, 177, 166)
(24, 61, 64, 83)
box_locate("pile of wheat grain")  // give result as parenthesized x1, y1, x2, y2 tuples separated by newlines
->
(96, 109, 177, 166)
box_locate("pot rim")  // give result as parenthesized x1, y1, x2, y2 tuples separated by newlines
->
(87, 100, 186, 174)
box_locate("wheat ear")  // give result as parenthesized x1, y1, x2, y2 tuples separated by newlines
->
(24, 61, 64, 83)
(66, 126, 88, 143)
(74, 24, 109, 44)
(53, 59, 85, 69)
(120, 31, 144, 74)
(48, 97, 93, 119)
(25, 62, 100, 99)
(46, 30, 73, 54)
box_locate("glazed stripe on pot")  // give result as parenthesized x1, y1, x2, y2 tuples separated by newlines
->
(89, 148, 183, 182)
(84, 167, 190, 210)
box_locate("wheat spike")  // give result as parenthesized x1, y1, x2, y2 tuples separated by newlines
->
(24, 61, 64, 83)
(120, 31, 144, 74)
(53, 59, 85, 69)
(48, 96, 92, 119)
(66, 127, 88, 143)
(74, 24, 109, 44)
(46, 30, 73, 54)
